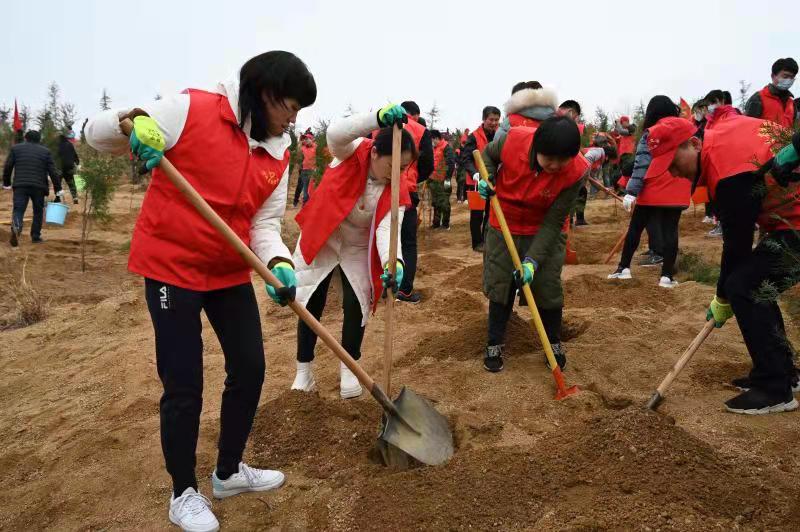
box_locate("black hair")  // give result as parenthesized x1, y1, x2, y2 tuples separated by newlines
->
(643, 95, 680, 130)
(482, 106, 501, 119)
(559, 99, 582, 116)
(532, 116, 580, 158)
(416, 116, 427, 127)
(24, 130, 41, 143)
(430, 129, 442, 139)
(401, 101, 421, 116)
(703, 90, 724, 106)
(239, 51, 317, 143)
(511, 80, 542, 94)
(772, 57, 799, 76)
(722, 91, 733, 105)
(372, 127, 419, 160)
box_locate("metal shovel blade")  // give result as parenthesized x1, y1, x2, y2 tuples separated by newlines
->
(378, 387, 454, 466)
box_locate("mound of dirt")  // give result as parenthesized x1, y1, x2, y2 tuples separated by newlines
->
(564, 273, 677, 311)
(444, 263, 483, 292)
(344, 408, 793, 530)
(427, 289, 484, 321)
(417, 253, 464, 276)
(249, 391, 383, 479)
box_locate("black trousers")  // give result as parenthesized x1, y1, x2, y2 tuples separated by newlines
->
(11, 186, 45, 239)
(487, 283, 562, 347)
(293, 169, 312, 206)
(618, 205, 682, 278)
(61, 166, 78, 199)
(456, 173, 467, 202)
(145, 279, 265, 496)
(398, 192, 419, 294)
(297, 267, 365, 362)
(715, 172, 798, 396)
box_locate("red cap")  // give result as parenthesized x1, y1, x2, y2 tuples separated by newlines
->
(644, 117, 697, 179)
(620, 115, 630, 123)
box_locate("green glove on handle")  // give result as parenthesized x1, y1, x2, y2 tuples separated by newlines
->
(706, 296, 733, 328)
(513, 257, 537, 288)
(130, 116, 166, 171)
(477, 176, 495, 200)
(381, 261, 404, 294)
(266, 262, 297, 306)
(377, 103, 408, 128)
(772, 132, 800, 186)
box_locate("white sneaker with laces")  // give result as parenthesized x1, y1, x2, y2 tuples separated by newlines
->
(169, 488, 219, 532)
(701, 216, 713, 224)
(290, 361, 316, 392)
(212, 462, 285, 499)
(607, 267, 632, 280)
(340, 361, 363, 399)
(659, 276, 679, 289)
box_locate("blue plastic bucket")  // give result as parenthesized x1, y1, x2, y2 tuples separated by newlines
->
(45, 202, 69, 225)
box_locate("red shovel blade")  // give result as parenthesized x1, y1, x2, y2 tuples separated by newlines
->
(551, 366, 580, 400)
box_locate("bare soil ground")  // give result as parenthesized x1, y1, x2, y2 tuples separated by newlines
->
(2, 186, 800, 530)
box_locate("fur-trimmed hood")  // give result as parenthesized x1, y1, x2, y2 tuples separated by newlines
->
(503, 87, 558, 116)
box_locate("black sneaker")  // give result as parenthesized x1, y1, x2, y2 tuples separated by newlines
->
(639, 254, 664, 267)
(73, 198, 79, 205)
(31, 237, 44, 244)
(10, 227, 18, 247)
(575, 218, 588, 226)
(396, 291, 421, 304)
(484, 345, 504, 373)
(546, 343, 567, 370)
(724, 388, 798, 415)
(732, 375, 800, 393)
(640, 249, 655, 257)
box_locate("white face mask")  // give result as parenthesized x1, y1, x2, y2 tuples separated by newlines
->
(776, 77, 795, 91)
(707, 104, 718, 115)
(694, 111, 704, 122)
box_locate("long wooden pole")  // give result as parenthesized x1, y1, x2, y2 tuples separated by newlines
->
(383, 125, 401, 396)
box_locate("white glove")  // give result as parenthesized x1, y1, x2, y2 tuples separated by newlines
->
(2, 186, 11, 190)
(56, 190, 66, 198)
(473, 172, 481, 183)
(622, 194, 636, 212)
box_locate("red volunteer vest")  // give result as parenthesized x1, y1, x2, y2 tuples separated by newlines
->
(491, 127, 589, 235)
(431, 141, 448, 181)
(129, 90, 288, 291)
(508, 114, 542, 129)
(582, 147, 604, 171)
(400, 118, 426, 193)
(636, 170, 691, 208)
(296, 140, 411, 312)
(466, 126, 490, 186)
(759, 86, 795, 128)
(300, 143, 316, 170)
(617, 134, 636, 156)
(701, 114, 800, 231)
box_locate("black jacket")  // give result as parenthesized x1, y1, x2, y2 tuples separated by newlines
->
(416, 129, 434, 184)
(3, 142, 61, 192)
(57, 137, 80, 170)
(459, 127, 496, 177)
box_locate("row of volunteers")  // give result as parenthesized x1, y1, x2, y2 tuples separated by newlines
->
(82, 50, 799, 532)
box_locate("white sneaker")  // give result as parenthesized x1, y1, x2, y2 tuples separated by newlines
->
(701, 216, 713, 224)
(290, 361, 316, 392)
(169, 488, 219, 532)
(607, 267, 632, 280)
(340, 361, 363, 399)
(212, 462, 285, 499)
(659, 276, 679, 289)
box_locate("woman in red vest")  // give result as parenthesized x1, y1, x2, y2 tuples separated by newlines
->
(85, 51, 316, 531)
(289, 105, 415, 397)
(608, 96, 691, 288)
(460, 106, 501, 251)
(478, 116, 604, 373)
(293, 132, 316, 207)
(744, 57, 797, 128)
(649, 116, 800, 415)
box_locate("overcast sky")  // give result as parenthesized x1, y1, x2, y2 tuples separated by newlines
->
(1, 0, 796, 133)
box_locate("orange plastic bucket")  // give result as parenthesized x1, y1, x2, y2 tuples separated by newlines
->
(467, 191, 486, 210)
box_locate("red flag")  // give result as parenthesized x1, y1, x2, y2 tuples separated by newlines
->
(12, 99, 22, 131)
(679, 98, 692, 120)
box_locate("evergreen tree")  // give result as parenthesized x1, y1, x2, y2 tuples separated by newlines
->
(426, 102, 441, 129)
(594, 107, 610, 132)
(100, 89, 112, 111)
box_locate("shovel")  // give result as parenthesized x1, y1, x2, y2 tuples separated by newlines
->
(646, 319, 715, 411)
(383, 124, 401, 396)
(473, 150, 579, 400)
(120, 119, 454, 467)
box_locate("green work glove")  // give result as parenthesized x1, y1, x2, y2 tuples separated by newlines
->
(772, 132, 800, 186)
(130, 116, 165, 171)
(706, 296, 733, 328)
(265, 262, 297, 306)
(477, 176, 495, 200)
(377, 103, 408, 128)
(513, 258, 537, 288)
(381, 260, 404, 293)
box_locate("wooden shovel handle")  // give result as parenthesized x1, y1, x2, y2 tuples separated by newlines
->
(587, 176, 623, 202)
(655, 319, 716, 396)
(119, 118, 381, 393)
(383, 125, 402, 395)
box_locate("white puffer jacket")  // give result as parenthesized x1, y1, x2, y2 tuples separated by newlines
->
(293, 112, 405, 326)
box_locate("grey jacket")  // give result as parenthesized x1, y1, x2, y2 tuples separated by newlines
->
(494, 88, 557, 144)
(625, 133, 651, 197)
